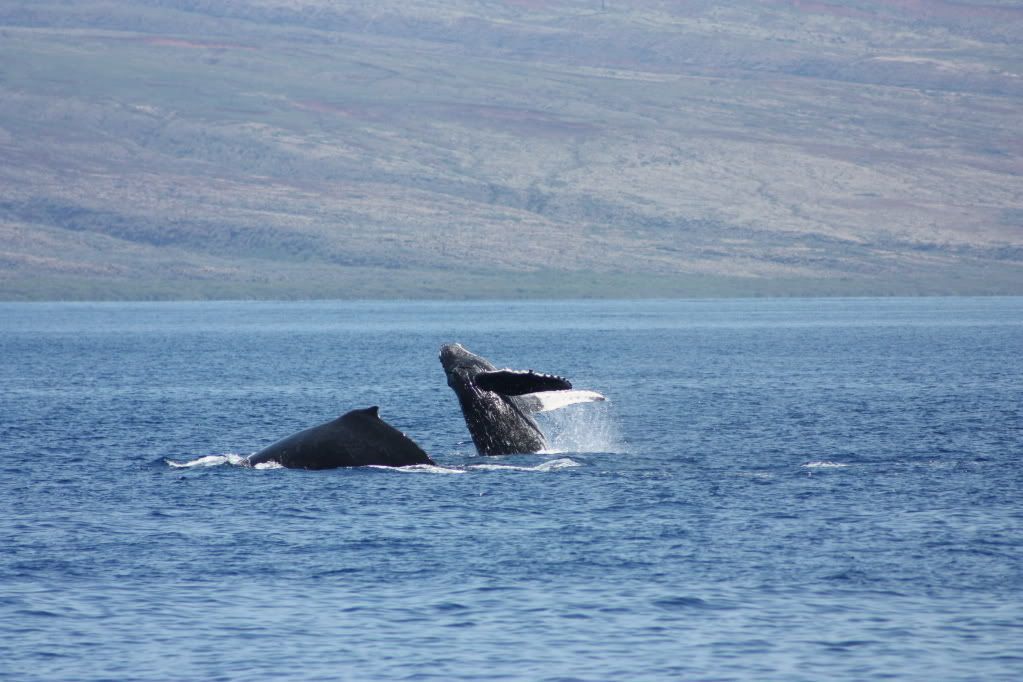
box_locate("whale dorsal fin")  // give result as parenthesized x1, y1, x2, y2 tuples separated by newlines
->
(352, 406, 380, 419)
(476, 369, 573, 395)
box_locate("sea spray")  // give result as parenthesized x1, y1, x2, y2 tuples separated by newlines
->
(535, 400, 624, 454)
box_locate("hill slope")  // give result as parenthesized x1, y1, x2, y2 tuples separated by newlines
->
(1, 0, 1021, 299)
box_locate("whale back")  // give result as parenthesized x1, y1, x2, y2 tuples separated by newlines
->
(248, 406, 434, 469)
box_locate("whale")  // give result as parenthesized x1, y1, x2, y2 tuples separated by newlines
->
(246, 406, 434, 469)
(439, 343, 605, 456)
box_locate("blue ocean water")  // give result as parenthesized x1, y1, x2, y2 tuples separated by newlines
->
(1, 298, 1021, 681)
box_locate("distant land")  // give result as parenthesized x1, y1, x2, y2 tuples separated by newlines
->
(1, 0, 1021, 299)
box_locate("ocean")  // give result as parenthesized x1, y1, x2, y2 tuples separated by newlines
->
(1, 298, 1020, 680)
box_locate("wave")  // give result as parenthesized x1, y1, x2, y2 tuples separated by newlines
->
(802, 461, 850, 469)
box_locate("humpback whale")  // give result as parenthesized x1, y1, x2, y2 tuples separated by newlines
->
(246, 406, 434, 469)
(439, 343, 605, 455)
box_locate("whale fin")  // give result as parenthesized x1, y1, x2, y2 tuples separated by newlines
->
(350, 406, 380, 419)
(476, 369, 572, 395)
(516, 390, 606, 413)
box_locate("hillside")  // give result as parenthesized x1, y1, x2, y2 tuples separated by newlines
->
(1, 0, 1021, 299)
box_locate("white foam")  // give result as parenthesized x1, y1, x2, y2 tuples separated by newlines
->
(468, 457, 581, 472)
(166, 453, 249, 468)
(534, 457, 583, 472)
(165, 456, 580, 474)
(802, 461, 850, 469)
(374, 464, 466, 475)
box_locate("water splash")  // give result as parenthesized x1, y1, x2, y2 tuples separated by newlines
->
(536, 401, 623, 453)
(802, 461, 850, 469)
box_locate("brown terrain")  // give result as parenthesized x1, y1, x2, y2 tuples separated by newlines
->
(0, 0, 1020, 299)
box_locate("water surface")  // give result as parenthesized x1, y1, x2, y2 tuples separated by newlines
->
(1, 298, 1021, 680)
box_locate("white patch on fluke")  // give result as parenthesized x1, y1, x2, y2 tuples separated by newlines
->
(528, 389, 606, 413)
